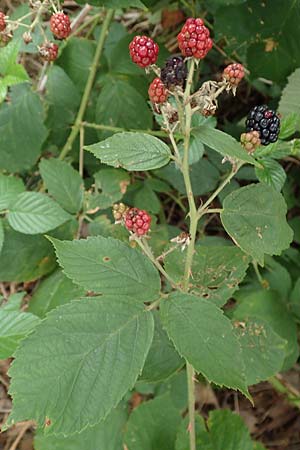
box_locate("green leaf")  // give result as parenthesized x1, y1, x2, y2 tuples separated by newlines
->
(39, 159, 84, 214)
(0, 40, 28, 85)
(45, 66, 81, 147)
(155, 159, 219, 196)
(289, 216, 300, 244)
(1, 292, 24, 312)
(234, 318, 287, 385)
(215, 1, 300, 84)
(255, 158, 286, 191)
(134, 182, 161, 214)
(279, 113, 299, 139)
(290, 277, 300, 320)
(0, 174, 25, 211)
(49, 236, 160, 302)
(139, 311, 183, 383)
(28, 270, 85, 318)
(0, 223, 56, 282)
(8, 192, 72, 235)
(0, 307, 40, 360)
(90, 167, 130, 210)
(279, 69, 300, 130)
(0, 219, 4, 254)
(165, 246, 250, 306)
(7, 297, 154, 434)
(175, 415, 207, 450)
(204, 409, 254, 450)
(233, 290, 298, 370)
(160, 292, 249, 396)
(85, 132, 171, 171)
(0, 84, 48, 172)
(195, 125, 259, 166)
(221, 183, 293, 266)
(57, 38, 96, 92)
(34, 403, 128, 450)
(95, 79, 152, 136)
(124, 395, 181, 450)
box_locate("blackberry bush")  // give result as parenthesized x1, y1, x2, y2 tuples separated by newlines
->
(0, 3, 298, 450)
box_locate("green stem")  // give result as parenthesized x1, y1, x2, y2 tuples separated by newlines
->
(197, 162, 243, 217)
(59, 9, 115, 160)
(205, 208, 223, 214)
(186, 362, 196, 450)
(135, 238, 180, 290)
(81, 121, 183, 139)
(181, 59, 197, 450)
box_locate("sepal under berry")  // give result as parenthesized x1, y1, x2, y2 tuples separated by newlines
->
(124, 208, 151, 236)
(177, 18, 212, 59)
(246, 105, 280, 146)
(50, 12, 71, 40)
(148, 77, 168, 104)
(129, 35, 159, 68)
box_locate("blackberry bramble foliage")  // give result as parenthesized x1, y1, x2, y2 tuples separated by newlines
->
(148, 77, 168, 104)
(161, 56, 187, 89)
(246, 105, 280, 146)
(129, 36, 159, 68)
(50, 12, 71, 39)
(177, 18, 213, 59)
(124, 208, 151, 236)
(0, 11, 6, 31)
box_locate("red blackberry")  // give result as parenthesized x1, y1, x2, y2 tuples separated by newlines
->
(246, 105, 280, 146)
(39, 42, 58, 62)
(50, 12, 71, 40)
(223, 63, 244, 86)
(177, 18, 213, 59)
(160, 55, 187, 89)
(124, 208, 151, 236)
(0, 12, 6, 31)
(148, 77, 168, 104)
(129, 36, 159, 68)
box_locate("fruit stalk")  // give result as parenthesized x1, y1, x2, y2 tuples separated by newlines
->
(59, 9, 115, 160)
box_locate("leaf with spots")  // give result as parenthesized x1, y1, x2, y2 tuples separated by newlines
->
(6, 297, 154, 435)
(165, 246, 250, 306)
(221, 184, 293, 266)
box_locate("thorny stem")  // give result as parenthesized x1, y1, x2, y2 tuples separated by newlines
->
(181, 58, 197, 450)
(59, 9, 115, 160)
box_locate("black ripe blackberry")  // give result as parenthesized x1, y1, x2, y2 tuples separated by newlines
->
(246, 105, 280, 146)
(161, 55, 187, 89)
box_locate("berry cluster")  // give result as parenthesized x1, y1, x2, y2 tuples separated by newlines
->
(0, 11, 6, 31)
(39, 42, 59, 62)
(50, 12, 71, 40)
(223, 63, 244, 86)
(124, 208, 151, 236)
(240, 130, 261, 154)
(148, 77, 168, 104)
(177, 18, 212, 59)
(129, 36, 159, 68)
(246, 105, 280, 146)
(161, 56, 187, 89)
